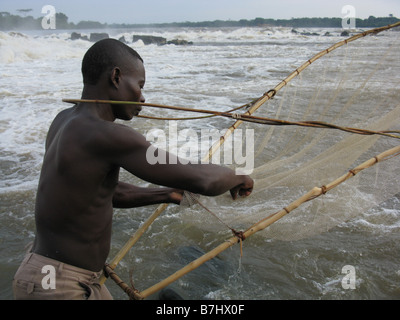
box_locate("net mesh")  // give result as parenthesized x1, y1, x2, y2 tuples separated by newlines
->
(180, 191, 201, 207)
(104, 25, 400, 299)
(185, 28, 400, 241)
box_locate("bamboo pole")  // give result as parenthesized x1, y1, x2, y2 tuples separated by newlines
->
(62, 99, 400, 139)
(91, 21, 400, 286)
(139, 145, 400, 298)
(104, 203, 168, 271)
(103, 265, 143, 300)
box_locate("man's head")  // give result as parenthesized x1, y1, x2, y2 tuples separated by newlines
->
(82, 39, 145, 119)
(82, 38, 143, 85)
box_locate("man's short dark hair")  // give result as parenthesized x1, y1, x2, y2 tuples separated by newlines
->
(81, 38, 143, 85)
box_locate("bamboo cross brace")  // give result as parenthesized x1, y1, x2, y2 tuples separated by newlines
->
(138, 145, 400, 299)
(93, 21, 400, 285)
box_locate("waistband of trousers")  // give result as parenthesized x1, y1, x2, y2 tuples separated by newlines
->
(24, 252, 103, 278)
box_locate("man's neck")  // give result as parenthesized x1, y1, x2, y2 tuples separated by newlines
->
(80, 85, 116, 122)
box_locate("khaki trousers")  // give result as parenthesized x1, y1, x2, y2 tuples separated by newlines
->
(13, 252, 113, 300)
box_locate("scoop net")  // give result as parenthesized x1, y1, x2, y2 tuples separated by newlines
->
(176, 23, 400, 242)
(99, 23, 400, 297)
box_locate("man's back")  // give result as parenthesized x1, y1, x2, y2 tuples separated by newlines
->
(33, 105, 119, 271)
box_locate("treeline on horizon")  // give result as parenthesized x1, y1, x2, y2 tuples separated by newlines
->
(0, 11, 399, 31)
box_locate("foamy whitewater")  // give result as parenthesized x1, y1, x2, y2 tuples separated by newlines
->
(1, 26, 399, 300)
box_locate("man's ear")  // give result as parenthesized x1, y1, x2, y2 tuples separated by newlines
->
(110, 67, 121, 89)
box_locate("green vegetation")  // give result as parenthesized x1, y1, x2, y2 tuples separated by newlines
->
(0, 10, 398, 31)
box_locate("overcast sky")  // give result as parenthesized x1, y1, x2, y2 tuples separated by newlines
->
(1, 0, 399, 24)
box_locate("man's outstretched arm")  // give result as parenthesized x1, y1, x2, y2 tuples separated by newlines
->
(101, 125, 253, 200)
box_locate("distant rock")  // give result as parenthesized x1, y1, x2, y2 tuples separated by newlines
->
(132, 35, 166, 45)
(71, 32, 108, 42)
(70, 32, 89, 41)
(341, 30, 350, 37)
(291, 29, 320, 37)
(70, 32, 80, 40)
(8, 32, 27, 38)
(166, 39, 193, 45)
(68, 32, 193, 46)
(131, 35, 193, 46)
(89, 32, 109, 42)
(300, 31, 319, 36)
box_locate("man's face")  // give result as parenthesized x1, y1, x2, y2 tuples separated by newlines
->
(112, 58, 146, 120)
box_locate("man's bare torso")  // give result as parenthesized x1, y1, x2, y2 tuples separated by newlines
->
(32, 105, 120, 271)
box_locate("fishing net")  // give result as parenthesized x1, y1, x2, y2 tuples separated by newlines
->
(95, 23, 400, 297)
(205, 26, 400, 241)
(170, 24, 400, 243)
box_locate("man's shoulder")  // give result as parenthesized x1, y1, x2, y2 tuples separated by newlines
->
(96, 120, 143, 140)
(85, 120, 149, 154)
(46, 107, 76, 148)
(50, 108, 149, 156)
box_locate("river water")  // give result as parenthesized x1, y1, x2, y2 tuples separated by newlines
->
(1, 26, 399, 300)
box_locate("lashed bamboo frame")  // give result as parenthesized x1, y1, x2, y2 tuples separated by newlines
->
(65, 22, 400, 292)
(138, 145, 400, 299)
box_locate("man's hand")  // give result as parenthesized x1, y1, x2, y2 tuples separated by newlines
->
(168, 189, 184, 205)
(229, 175, 254, 200)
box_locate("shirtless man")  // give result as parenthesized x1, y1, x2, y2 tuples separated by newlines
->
(12, 39, 253, 300)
